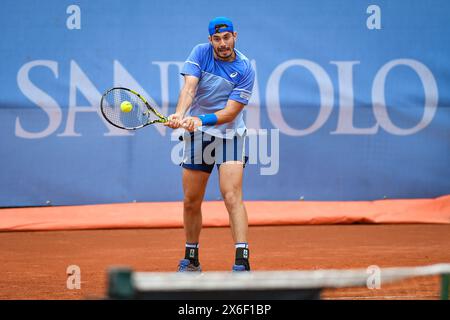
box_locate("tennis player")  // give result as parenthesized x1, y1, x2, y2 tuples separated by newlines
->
(164, 17, 255, 272)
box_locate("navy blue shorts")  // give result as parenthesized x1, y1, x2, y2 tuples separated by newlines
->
(181, 131, 248, 174)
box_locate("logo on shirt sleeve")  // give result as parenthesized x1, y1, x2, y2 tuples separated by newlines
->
(240, 91, 251, 100)
(230, 72, 238, 78)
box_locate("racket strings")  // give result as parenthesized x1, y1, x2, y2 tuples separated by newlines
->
(102, 89, 150, 129)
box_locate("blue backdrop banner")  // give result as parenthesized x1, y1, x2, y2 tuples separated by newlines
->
(0, 0, 449, 206)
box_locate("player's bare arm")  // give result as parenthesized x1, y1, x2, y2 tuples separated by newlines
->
(164, 75, 199, 129)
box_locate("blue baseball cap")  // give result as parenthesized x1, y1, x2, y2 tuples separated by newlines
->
(208, 17, 234, 36)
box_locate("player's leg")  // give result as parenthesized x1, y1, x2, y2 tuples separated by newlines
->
(178, 131, 213, 272)
(182, 168, 210, 244)
(217, 135, 250, 271)
(219, 162, 250, 271)
(219, 163, 248, 243)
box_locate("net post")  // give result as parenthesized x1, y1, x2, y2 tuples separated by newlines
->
(107, 267, 135, 299)
(441, 274, 449, 300)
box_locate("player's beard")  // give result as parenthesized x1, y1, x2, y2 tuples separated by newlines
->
(214, 41, 235, 60)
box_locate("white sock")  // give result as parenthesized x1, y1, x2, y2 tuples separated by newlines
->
(235, 242, 248, 249)
(185, 243, 199, 249)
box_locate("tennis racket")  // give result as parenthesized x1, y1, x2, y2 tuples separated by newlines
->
(100, 87, 168, 130)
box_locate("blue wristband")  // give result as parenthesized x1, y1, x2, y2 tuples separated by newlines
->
(197, 113, 218, 126)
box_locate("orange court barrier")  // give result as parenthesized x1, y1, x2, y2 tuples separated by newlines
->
(1, 195, 449, 232)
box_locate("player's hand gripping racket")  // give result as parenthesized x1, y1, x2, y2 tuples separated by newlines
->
(100, 87, 168, 130)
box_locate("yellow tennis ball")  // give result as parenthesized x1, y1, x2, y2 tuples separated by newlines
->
(120, 101, 133, 113)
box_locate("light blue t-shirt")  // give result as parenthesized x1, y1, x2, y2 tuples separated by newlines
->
(181, 43, 255, 138)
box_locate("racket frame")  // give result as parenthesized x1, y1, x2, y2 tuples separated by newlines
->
(100, 87, 168, 130)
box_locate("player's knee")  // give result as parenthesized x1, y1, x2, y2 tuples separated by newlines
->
(183, 197, 202, 214)
(222, 190, 241, 207)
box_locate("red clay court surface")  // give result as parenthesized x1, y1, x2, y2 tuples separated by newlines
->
(1, 224, 449, 300)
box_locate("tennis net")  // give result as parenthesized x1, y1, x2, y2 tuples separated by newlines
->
(107, 263, 450, 300)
